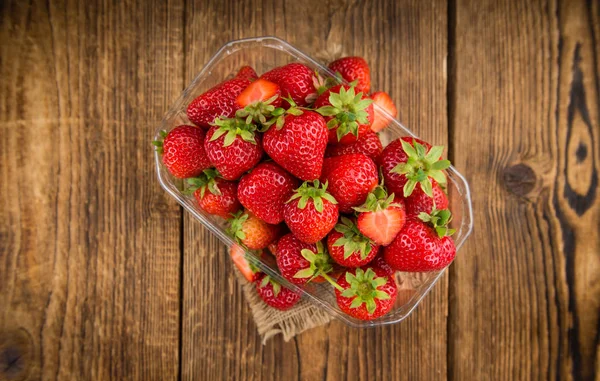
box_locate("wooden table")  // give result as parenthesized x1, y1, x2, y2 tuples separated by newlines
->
(1, 0, 598, 380)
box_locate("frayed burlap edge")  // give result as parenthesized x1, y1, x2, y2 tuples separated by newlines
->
(233, 271, 333, 344)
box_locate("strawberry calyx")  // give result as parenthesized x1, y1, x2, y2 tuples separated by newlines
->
(261, 97, 304, 131)
(315, 85, 374, 141)
(184, 168, 222, 197)
(259, 274, 282, 297)
(418, 208, 456, 238)
(151, 130, 168, 154)
(311, 70, 343, 97)
(235, 94, 280, 125)
(332, 217, 374, 260)
(287, 180, 337, 213)
(210, 117, 258, 146)
(227, 210, 250, 242)
(340, 268, 391, 315)
(391, 139, 451, 198)
(294, 241, 341, 289)
(353, 185, 401, 213)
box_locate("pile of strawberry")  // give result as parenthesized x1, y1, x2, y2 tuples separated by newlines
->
(154, 57, 456, 321)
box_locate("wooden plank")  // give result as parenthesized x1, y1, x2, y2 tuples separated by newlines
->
(180, 0, 450, 380)
(449, 0, 600, 379)
(0, 0, 184, 380)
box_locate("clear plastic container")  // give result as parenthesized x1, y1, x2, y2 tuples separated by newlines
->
(154, 37, 473, 327)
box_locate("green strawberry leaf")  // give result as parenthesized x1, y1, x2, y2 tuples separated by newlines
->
(294, 268, 316, 279)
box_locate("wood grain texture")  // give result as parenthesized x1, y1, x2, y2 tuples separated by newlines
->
(449, 0, 599, 380)
(180, 1, 450, 380)
(1, 0, 598, 380)
(0, 0, 183, 380)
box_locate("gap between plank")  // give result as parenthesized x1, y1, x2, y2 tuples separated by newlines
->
(446, 0, 457, 380)
(178, 1, 188, 380)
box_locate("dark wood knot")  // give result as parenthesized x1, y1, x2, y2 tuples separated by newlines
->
(503, 164, 537, 197)
(0, 328, 33, 381)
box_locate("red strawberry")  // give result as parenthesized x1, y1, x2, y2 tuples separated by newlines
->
(186, 77, 250, 128)
(236, 78, 281, 108)
(186, 169, 241, 218)
(255, 274, 301, 310)
(276, 234, 336, 286)
(315, 84, 374, 144)
(284, 180, 339, 243)
(228, 211, 281, 250)
(327, 57, 371, 94)
(263, 106, 329, 181)
(383, 209, 457, 272)
(229, 243, 260, 282)
(404, 180, 449, 217)
(327, 217, 379, 267)
(380, 137, 450, 198)
(204, 117, 263, 180)
(325, 131, 383, 161)
(371, 253, 395, 275)
(236, 65, 258, 81)
(355, 186, 406, 246)
(334, 267, 397, 320)
(261, 63, 316, 107)
(153, 125, 211, 179)
(237, 162, 299, 224)
(370, 91, 397, 132)
(320, 154, 378, 213)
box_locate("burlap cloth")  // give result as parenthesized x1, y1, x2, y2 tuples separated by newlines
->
(233, 270, 334, 344)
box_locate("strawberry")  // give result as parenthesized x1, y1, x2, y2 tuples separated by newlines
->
(237, 162, 299, 224)
(371, 253, 395, 275)
(186, 77, 250, 128)
(283, 180, 339, 243)
(260, 63, 316, 107)
(325, 130, 383, 161)
(234, 79, 283, 126)
(229, 243, 260, 282)
(228, 211, 281, 250)
(204, 117, 263, 180)
(236, 78, 281, 108)
(152, 125, 211, 179)
(236, 65, 258, 81)
(404, 180, 449, 217)
(327, 217, 379, 267)
(370, 91, 397, 132)
(327, 57, 371, 94)
(315, 84, 374, 144)
(383, 209, 457, 272)
(186, 169, 241, 218)
(255, 274, 301, 311)
(276, 234, 337, 286)
(320, 154, 378, 213)
(355, 186, 406, 246)
(380, 137, 450, 198)
(262, 104, 329, 180)
(334, 267, 397, 321)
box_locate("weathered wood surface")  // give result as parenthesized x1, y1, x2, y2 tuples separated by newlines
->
(0, 0, 597, 380)
(0, 0, 183, 380)
(449, 0, 600, 380)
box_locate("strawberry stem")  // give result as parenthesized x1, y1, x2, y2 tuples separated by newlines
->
(319, 271, 344, 292)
